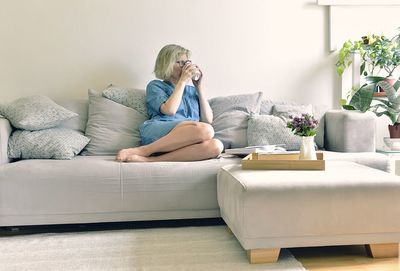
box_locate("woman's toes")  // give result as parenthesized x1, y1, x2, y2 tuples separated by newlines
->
(124, 154, 149, 162)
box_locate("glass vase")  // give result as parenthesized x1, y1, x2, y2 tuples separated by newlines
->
(299, 136, 317, 160)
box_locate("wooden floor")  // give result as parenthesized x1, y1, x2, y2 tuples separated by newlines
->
(291, 245, 400, 271)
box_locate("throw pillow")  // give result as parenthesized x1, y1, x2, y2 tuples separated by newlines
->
(208, 92, 263, 118)
(272, 104, 325, 148)
(213, 111, 250, 149)
(102, 85, 148, 117)
(260, 100, 326, 148)
(56, 99, 89, 133)
(209, 92, 263, 149)
(247, 114, 301, 151)
(0, 95, 78, 131)
(8, 128, 90, 160)
(83, 89, 148, 156)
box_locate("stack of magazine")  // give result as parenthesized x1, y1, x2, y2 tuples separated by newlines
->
(224, 144, 287, 155)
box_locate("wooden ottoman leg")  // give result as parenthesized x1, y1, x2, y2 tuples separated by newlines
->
(247, 248, 281, 264)
(365, 243, 399, 258)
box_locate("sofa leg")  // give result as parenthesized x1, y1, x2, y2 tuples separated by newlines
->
(247, 248, 280, 264)
(365, 243, 399, 258)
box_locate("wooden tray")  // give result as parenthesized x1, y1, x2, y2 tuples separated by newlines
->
(242, 152, 325, 170)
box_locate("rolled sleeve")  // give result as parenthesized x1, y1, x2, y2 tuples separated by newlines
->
(146, 81, 169, 117)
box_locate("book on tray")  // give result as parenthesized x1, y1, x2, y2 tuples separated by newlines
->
(224, 144, 289, 155)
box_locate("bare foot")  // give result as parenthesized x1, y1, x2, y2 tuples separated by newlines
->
(123, 154, 150, 162)
(116, 147, 149, 161)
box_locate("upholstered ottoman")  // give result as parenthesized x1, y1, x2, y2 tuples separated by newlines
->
(217, 161, 400, 264)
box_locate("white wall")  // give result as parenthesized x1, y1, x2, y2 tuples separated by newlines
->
(1, 0, 398, 144)
(0, 0, 336, 106)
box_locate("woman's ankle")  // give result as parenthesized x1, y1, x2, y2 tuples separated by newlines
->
(139, 145, 152, 157)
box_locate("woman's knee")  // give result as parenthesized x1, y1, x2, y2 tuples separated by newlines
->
(201, 139, 223, 158)
(194, 123, 214, 141)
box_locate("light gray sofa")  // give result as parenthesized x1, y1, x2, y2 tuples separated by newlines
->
(0, 99, 391, 227)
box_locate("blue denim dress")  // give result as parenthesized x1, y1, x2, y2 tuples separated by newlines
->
(139, 80, 200, 145)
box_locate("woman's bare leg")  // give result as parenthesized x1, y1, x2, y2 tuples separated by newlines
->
(116, 121, 214, 161)
(125, 139, 224, 162)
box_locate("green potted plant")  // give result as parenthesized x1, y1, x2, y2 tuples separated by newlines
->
(336, 31, 400, 80)
(337, 28, 400, 138)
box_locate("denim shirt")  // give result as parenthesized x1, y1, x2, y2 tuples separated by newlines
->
(145, 79, 200, 122)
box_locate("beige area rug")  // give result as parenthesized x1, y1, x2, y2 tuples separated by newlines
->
(0, 225, 305, 271)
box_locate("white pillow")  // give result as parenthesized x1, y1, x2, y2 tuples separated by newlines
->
(83, 89, 148, 156)
(0, 95, 77, 130)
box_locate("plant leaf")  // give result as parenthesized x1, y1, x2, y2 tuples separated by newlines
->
(378, 111, 399, 124)
(349, 84, 374, 112)
(364, 76, 385, 84)
(342, 104, 356, 110)
(377, 81, 400, 108)
(373, 98, 391, 107)
(394, 79, 400, 91)
(360, 62, 365, 75)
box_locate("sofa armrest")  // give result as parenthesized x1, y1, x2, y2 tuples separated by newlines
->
(0, 117, 12, 165)
(325, 110, 376, 152)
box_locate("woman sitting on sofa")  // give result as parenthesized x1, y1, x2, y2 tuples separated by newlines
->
(116, 44, 223, 162)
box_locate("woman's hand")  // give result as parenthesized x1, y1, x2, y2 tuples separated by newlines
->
(192, 66, 203, 89)
(179, 62, 199, 84)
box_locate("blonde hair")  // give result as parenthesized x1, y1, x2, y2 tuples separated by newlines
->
(154, 44, 191, 80)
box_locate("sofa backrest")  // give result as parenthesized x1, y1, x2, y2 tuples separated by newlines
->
(53, 95, 330, 150)
(56, 99, 89, 133)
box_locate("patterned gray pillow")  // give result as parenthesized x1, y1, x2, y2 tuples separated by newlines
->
(8, 128, 90, 160)
(247, 114, 301, 151)
(209, 92, 263, 149)
(260, 100, 326, 148)
(83, 89, 148, 156)
(102, 85, 148, 117)
(0, 95, 78, 131)
(272, 104, 325, 148)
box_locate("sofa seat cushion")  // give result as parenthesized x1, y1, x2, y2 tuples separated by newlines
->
(0, 156, 121, 217)
(120, 157, 241, 213)
(323, 151, 392, 173)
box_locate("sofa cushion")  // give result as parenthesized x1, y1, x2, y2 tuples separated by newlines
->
(102, 85, 148, 117)
(209, 92, 263, 149)
(0, 95, 77, 131)
(8, 128, 89, 160)
(83, 89, 147, 156)
(323, 151, 391, 173)
(56, 99, 89, 133)
(247, 114, 301, 150)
